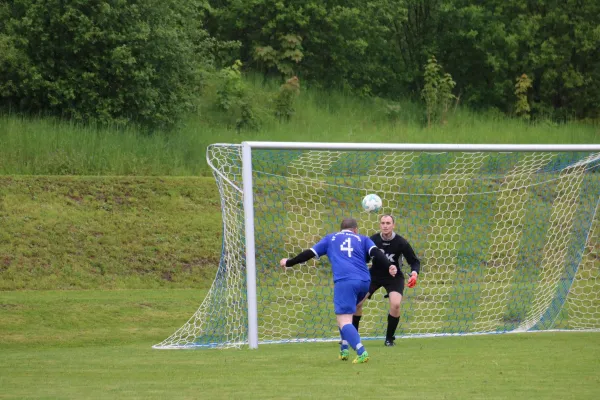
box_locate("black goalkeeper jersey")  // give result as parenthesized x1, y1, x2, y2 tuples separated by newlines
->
(369, 232, 421, 278)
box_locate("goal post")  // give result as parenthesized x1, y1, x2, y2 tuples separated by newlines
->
(242, 142, 259, 349)
(154, 142, 600, 349)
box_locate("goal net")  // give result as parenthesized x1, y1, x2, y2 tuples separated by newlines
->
(154, 143, 600, 349)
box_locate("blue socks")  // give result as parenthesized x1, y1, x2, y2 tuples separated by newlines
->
(339, 328, 349, 351)
(341, 324, 365, 355)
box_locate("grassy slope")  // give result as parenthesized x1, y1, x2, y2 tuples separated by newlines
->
(0, 176, 221, 290)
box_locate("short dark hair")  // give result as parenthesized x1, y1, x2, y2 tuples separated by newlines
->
(340, 218, 358, 230)
(379, 214, 395, 223)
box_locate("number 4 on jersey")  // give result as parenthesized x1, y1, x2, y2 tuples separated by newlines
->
(340, 238, 354, 257)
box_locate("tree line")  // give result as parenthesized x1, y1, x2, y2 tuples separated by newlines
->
(1, 0, 598, 129)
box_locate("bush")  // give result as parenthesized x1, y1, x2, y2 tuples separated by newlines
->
(514, 74, 532, 120)
(0, 0, 215, 130)
(422, 56, 456, 127)
(215, 60, 259, 131)
(274, 76, 300, 121)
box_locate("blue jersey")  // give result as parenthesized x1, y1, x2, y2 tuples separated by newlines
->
(311, 230, 376, 283)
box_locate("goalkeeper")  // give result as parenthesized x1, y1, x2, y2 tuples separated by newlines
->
(354, 214, 421, 346)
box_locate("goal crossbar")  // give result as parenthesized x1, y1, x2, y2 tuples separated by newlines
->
(242, 142, 600, 152)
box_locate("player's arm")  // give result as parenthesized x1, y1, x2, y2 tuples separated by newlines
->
(280, 236, 328, 269)
(368, 246, 395, 276)
(368, 234, 396, 275)
(280, 249, 317, 268)
(404, 245, 420, 274)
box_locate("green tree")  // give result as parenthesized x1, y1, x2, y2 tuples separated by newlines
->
(216, 60, 259, 131)
(422, 57, 441, 127)
(274, 75, 300, 120)
(422, 56, 455, 127)
(253, 34, 303, 77)
(439, 0, 600, 120)
(0, 0, 220, 130)
(207, 0, 599, 120)
(208, 1, 395, 95)
(514, 73, 532, 120)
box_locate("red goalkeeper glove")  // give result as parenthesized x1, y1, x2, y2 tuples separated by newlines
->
(407, 272, 418, 288)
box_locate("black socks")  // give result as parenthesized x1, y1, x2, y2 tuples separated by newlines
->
(386, 314, 400, 340)
(352, 315, 362, 331)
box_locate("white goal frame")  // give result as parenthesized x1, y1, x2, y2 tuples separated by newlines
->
(240, 142, 600, 349)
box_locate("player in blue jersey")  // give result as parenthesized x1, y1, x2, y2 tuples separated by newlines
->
(279, 218, 392, 364)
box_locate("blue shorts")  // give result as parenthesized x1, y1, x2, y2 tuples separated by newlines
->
(333, 279, 370, 315)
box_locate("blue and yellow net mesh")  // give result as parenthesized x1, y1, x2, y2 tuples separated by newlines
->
(154, 145, 600, 349)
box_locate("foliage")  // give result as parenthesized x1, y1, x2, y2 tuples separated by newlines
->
(437, 0, 600, 121)
(439, 73, 457, 123)
(215, 60, 259, 131)
(422, 57, 440, 127)
(1, 80, 598, 176)
(1, 0, 597, 123)
(422, 56, 456, 127)
(216, 60, 245, 111)
(514, 74, 532, 120)
(207, 0, 600, 121)
(384, 101, 403, 121)
(0, 0, 218, 130)
(273, 76, 300, 120)
(208, 1, 393, 94)
(253, 34, 303, 77)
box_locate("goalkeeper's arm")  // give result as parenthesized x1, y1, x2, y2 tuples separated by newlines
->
(409, 260, 420, 276)
(404, 247, 421, 275)
(403, 243, 420, 287)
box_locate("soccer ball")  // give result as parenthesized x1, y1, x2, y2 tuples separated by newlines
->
(361, 194, 382, 213)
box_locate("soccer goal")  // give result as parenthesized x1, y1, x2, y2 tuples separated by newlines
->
(154, 142, 600, 349)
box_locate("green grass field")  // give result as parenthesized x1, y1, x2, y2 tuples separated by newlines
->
(1, 289, 599, 399)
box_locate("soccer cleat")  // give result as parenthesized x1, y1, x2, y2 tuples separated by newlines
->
(384, 339, 395, 347)
(339, 349, 350, 361)
(352, 351, 370, 364)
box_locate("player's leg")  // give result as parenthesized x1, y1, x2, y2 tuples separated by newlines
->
(353, 302, 365, 331)
(335, 281, 354, 360)
(383, 274, 405, 346)
(354, 280, 381, 331)
(334, 280, 370, 363)
(338, 327, 350, 360)
(384, 291, 402, 346)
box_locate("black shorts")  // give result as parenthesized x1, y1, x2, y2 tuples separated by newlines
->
(368, 272, 405, 298)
